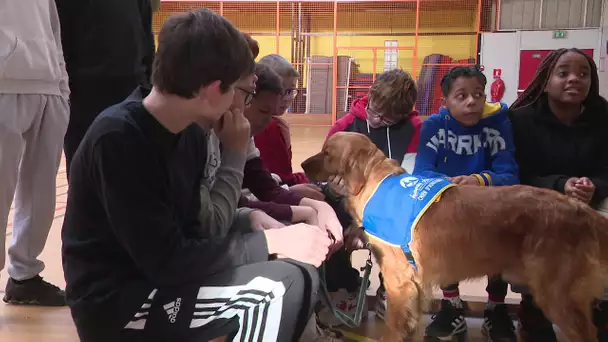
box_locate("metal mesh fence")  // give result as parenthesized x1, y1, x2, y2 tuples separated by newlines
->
(153, 0, 494, 121)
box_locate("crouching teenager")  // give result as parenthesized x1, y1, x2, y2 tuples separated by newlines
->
(61, 10, 332, 342)
(414, 66, 519, 342)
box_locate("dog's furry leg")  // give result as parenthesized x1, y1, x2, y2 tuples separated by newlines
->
(533, 289, 596, 342)
(526, 256, 602, 342)
(368, 236, 423, 342)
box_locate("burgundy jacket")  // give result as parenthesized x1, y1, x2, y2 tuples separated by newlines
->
(239, 156, 303, 221)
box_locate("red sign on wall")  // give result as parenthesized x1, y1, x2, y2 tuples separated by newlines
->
(493, 68, 502, 78)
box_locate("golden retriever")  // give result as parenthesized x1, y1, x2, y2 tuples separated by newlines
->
(301, 131, 608, 342)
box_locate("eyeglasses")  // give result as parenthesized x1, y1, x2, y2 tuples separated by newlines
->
(366, 104, 401, 126)
(282, 88, 298, 98)
(236, 87, 256, 105)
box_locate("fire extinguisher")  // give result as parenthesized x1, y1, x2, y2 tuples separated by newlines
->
(490, 69, 505, 103)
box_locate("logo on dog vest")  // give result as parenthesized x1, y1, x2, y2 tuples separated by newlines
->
(399, 176, 419, 188)
(362, 174, 455, 266)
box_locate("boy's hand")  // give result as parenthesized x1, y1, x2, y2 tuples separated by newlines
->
(299, 198, 344, 253)
(565, 177, 585, 202)
(449, 175, 481, 186)
(289, 183, 325, 201)
(214, 108, 251, 153)
(249, 210, 286, 231)
(566, 177, 595, 204)
(290, 205, 318, 225)
(264, 223, 331, 267)
(313, 201, 344, 253)
(344, 226, 367, 252)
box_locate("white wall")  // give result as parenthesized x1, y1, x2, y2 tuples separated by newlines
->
(480, 29, 601, 105)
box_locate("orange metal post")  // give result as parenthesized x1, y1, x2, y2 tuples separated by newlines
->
(276, 1, 280, 54)
(331, 0, 338, 124)
(219, 1, 223, 16)
(475, 0, 483, 64)
(372, 48, 377, 82)
(495, 0, 501, 31)
(412, 0, 420, 80)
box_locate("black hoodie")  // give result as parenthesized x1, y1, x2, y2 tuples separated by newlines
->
(509, 95, 608, 207)
(55, 0, 155, 85)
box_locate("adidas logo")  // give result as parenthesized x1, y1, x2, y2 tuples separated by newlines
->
(163, 298, 182, 324)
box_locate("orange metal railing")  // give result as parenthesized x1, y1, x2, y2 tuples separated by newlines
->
(154, 0, 493, 124)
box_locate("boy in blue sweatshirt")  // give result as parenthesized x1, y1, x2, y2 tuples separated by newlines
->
(414, 66, 519, 342)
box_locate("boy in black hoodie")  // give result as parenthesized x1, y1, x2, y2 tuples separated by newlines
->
(62, 9, 332, 342)
(509, 48, 608, 342)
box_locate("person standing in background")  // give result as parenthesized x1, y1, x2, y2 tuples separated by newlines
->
(55, 0, 156, 178)
(0, 0, 69, 306)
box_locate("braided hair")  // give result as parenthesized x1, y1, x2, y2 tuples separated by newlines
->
(510, 48, 601, 110)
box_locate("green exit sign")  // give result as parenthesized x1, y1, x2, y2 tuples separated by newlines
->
(553, 30, 567, 39)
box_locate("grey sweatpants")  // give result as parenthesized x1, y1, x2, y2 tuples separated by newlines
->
(0, 94, 68, 281)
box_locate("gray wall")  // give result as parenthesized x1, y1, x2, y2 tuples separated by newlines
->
(499, 0, 603, 30)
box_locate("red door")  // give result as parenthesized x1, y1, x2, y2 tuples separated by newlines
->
(517, 49, 594, 96)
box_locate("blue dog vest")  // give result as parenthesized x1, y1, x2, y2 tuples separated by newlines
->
(362, 174, 455, 266)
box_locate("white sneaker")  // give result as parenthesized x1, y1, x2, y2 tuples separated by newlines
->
(375, 286, 387, 321)
(317, 288, 368, 327)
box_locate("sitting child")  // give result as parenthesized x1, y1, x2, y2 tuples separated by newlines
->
(255, 54, 318, 193)
(509, 48, 608, 342)
(413, 66, 519, 342)
(240, 63, 326, 225)
(321, 68, 422, 324)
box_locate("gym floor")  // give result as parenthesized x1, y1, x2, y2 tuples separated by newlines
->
(0, 115, 565, 341)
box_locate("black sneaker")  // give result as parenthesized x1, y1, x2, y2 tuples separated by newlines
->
(482, 304, 516, 341)
(593, 300, 608, 342)
(3, 276, 66, 306)
(425, 299, 467, 340)
(517, 295, 556, 342)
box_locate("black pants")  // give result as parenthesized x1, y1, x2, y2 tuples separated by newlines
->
(64, 77, 143, 179)
(79, 260, 319, 342)
(441, 275, 508, 300)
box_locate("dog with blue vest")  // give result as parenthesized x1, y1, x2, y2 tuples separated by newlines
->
(302, 131, 608, 342)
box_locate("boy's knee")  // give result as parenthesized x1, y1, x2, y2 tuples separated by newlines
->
(275, 260, 319, 297)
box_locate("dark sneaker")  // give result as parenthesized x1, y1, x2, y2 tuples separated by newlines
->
(425, 299, 467, 340)
(3, 276, 66, 306)
(482, 304, 516, 341)
(517, 295, 556, 342)
(593, 300, 608, 342)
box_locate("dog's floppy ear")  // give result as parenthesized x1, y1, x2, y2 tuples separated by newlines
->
(340, 141, 379, 195)
(344, 156, 367, 195)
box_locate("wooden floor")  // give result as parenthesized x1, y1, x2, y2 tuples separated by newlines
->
(0, 117, 560, 341)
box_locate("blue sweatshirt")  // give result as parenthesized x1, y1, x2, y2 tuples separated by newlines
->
(413, 102, 519, 186)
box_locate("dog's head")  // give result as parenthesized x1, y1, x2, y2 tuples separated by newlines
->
(302, 132, 388, 195)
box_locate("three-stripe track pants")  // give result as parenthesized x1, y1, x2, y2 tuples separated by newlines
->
(118, 259, 319, 342)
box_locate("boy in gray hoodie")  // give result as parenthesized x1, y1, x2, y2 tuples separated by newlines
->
(0, 0, 69, 306)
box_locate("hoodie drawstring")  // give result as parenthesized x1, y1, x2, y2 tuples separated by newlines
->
(366, 121, 392, 160)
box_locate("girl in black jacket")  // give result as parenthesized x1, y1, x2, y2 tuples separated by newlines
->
(509, 48, 608, 342)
